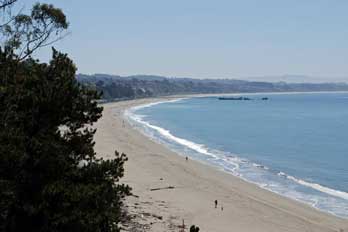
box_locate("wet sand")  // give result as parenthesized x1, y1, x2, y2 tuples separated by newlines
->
(94, 98, 348, 232)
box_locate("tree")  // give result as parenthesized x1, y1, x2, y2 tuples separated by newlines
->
(0, 1, 131, 232)
(1, 1, 68, 60)
(0, 0, 16, 10)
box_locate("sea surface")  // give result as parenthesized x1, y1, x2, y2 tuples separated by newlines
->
(124, 92, 348, 218)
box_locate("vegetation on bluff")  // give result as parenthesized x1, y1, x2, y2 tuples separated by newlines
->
(0, 1, 130, 231)
(78, 73, 348, 100)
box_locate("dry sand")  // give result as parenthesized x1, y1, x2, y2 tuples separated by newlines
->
(94, 97, 348, 232)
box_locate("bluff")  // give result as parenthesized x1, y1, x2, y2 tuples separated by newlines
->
(77, 74, 348, 100)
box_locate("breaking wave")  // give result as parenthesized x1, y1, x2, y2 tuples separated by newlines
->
(123, 99, 348, 218)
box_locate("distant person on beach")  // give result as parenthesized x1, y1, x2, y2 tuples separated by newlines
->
(185, 156, 188, 161)
(214, 200, 218, 208)
(221, 205, 223, 211)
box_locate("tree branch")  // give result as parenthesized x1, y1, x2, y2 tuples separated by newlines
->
(0, 0, 17, 10)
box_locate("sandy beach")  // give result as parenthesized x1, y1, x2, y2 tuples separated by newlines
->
(94, 97, 348, 232)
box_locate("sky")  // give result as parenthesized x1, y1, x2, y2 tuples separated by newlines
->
(20, 0, 348, 82)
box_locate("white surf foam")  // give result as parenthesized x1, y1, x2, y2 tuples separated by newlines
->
(124, 99, 348, 218)
(127, 102, 217, 157)
(130, 98, 186, 111)
(276, 172, 348, 200)
(285, 175, 348, 201)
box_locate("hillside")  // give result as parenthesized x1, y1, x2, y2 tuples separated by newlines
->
(77, 74, 348, 100)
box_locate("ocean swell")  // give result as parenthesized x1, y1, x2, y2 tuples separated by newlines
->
(123, 99, 348, 218)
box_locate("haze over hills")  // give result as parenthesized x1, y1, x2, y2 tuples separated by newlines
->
(77, 73, 348, 100)
(243, 75, 348, 83)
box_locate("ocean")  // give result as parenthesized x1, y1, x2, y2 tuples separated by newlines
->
(124, 92, 348, 218)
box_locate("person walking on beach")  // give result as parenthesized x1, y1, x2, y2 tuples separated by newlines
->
(214, 200, 218, 208)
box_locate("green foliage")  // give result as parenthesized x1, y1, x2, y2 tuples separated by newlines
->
(190, 225, 200, 232)
(78, 73, 348, 100)
(1, 2, 132, 230)
(1, 1, 68, 60)
(0, 47, 131, 231)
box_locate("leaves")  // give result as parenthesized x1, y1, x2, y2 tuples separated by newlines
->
(0, 0, 16, 9)
(0, 48, 131, 232)
(1, 2, 69, 60)
(1, 2, 130, 231)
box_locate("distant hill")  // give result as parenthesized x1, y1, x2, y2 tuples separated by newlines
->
(76, 74, 348, 100)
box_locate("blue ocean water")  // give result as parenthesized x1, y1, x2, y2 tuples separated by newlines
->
(125, 92, 348, 218)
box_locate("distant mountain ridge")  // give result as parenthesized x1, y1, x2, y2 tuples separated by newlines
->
(76, 74, 348, 100)
(245, 74, 348, 83)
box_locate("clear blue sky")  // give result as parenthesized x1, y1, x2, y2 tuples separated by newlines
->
(23, 0, 348, 82)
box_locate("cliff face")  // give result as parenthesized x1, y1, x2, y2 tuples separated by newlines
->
(77, 74, 348, 100)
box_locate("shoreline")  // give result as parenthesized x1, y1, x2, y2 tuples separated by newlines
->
(94, 96, 348, 231)
(125, 94, 348, 219)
